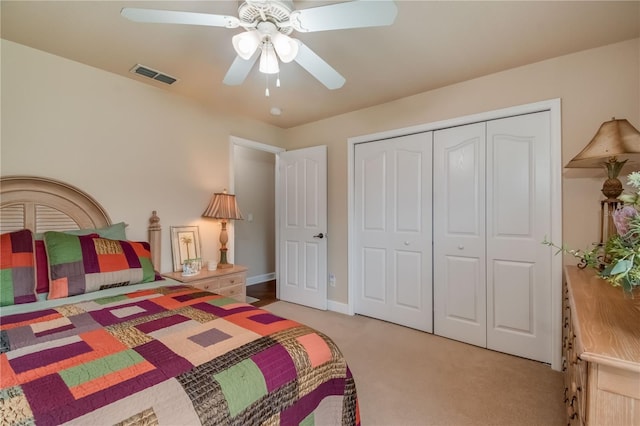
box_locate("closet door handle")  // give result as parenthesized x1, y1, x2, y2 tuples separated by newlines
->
(313, 233, 324, 239)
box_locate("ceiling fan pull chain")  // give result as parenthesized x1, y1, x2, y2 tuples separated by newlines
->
(276, 73, 281, 88)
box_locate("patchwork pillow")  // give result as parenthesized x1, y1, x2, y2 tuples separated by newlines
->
(34, 222, 127, 294)
(44, 232, 156, 300)
(35, 234, 99, 294)
(0, 229, 37, 306)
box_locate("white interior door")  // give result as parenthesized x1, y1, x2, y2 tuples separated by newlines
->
(277, 146, 328, 310)
(354, 132, 433, 332)
(433, 122, 487, 346)
(486, 112, 551, 363)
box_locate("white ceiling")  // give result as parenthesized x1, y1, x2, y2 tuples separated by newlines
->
(2, 1, 639, 128)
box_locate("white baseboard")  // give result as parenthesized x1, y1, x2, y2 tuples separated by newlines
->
(246, 273, 276, 286)
(246, 274, 351, 315)
(328, 299, 351, 315)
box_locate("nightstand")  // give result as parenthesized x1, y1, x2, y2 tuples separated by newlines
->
(162, 265, 248, 302)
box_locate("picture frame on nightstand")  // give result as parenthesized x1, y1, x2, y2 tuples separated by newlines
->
(170, 225, 202, 272)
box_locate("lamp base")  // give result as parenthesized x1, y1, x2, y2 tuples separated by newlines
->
(601, 177, 623, 199)
(218, 247, 232, 269)
(600, 197, 620, 245)
(217, 263, 234, 269)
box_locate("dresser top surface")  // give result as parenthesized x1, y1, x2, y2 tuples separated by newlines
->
(565, 265, 640, 369)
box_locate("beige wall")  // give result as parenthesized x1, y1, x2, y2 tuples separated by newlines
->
(0, 39, 287, 273)
(284, 38, 640, 304)
(2, 38, 639, 305)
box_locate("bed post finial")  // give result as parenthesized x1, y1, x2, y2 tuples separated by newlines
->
(149, 211, 161, 272)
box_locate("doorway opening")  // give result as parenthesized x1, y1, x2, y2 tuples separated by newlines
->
(230, 136, 284, 303)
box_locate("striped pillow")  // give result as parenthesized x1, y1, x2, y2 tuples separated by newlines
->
(0, 229, 37, 306)
(44, 232, 156, 300)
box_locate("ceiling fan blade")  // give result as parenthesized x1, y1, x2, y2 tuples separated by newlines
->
(290, 0, 397, 32)
(223, 52, 260, 86)
(121, 8, 240, 28)
(294, 41, 345, 90)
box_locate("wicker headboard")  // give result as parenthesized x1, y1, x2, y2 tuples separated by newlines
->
(0, 175, 161, 270)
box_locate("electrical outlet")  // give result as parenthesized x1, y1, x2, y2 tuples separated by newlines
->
(329, 273, 336, 286)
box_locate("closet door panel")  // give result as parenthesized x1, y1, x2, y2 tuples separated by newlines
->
(492, 138, 532, 235)
(492, 260, 534, 333)
(444, 256, 482, 323)
(447, 140, 483, 234)
(395, 250, 423, 310)
(434, 122, 487, 347)
(359, 148, 388, 307)
(396, 150, 423, 232)
(363, 247, 386, 302)
(354, 133, 433, 332)
(486, 111, 551, 363)
(363, 152, 386, 230)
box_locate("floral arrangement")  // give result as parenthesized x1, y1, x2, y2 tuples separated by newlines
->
(544, 171, 640, 296)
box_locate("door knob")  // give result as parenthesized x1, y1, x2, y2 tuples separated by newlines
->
(313, 233, 324, 239)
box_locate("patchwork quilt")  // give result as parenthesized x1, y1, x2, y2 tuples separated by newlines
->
(0, 285, 359, 425)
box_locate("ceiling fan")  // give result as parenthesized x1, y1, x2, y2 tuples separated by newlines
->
(121, 0, 398, 91)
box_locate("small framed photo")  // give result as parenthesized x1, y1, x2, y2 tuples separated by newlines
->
(170, 226, 202, 272)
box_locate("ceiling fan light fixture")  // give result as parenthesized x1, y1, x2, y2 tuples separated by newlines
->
(259, 42, 280, 74)
(271, 32, 299, 63)
(232, 30, 261, 60)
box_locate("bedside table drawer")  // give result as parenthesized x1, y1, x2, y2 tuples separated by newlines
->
(162, 266, 247, 303)
(217, 283, 245, 301)
(191, 278, 219, 292)
(219, 273, 245, 288)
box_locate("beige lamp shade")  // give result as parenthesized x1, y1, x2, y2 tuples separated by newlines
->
(566, 118, 640, 169)
(202, 192, 244, 220)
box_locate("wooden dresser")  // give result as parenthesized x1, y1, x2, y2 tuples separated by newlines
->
(163, 265, 247, 302)
(563, 266, 640, 425)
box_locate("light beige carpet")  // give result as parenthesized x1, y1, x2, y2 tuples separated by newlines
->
(266, 301, 564, 426)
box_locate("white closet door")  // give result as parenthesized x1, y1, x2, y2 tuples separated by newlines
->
(433, 123, 487, 347)
(486, 112, 551, 363)
(354, 132, 433, 332)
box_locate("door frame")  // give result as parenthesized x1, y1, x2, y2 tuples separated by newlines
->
(347, 98, 563, 371)
(229, 136, 284, 293)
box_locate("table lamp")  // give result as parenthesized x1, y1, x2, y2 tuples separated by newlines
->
(202, 190, 244, 269)
(565, 118, 640, 244)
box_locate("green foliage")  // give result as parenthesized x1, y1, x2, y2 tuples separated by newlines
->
(600, 223, 640, 292)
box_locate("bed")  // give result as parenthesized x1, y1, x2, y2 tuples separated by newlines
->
(0, 176, 359, 425)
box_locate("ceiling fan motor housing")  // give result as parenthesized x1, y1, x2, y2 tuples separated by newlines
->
(238, 0, 294, 35)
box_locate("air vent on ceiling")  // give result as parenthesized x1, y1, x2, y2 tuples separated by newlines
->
(130, 64, 178, 85)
